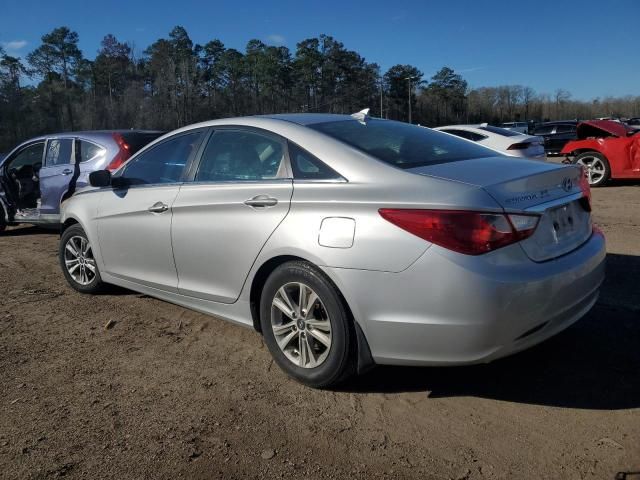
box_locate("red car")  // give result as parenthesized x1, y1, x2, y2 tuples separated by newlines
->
(561, 120, 640, 187)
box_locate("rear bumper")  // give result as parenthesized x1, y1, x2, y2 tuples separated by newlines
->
(324, 230, 606, 366)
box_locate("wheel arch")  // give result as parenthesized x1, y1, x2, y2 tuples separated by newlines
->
(570, 147, 606, 157)
(60, 216, 80, 235)
(249, 254, 375, 374)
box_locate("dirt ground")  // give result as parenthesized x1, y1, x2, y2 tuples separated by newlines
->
(1, 182, 639, 480)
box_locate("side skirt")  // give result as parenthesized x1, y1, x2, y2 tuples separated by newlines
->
(100, 272, 255, 330)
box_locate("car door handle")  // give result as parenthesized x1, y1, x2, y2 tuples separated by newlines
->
(148, 202, 169, 213)
(62, 169, 73, 175)
(244, 195, 278, 208)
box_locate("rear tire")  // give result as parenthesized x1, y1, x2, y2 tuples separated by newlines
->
(0, 206, 6, 232)
(573, 151, 610, 187)
(260, 261, 356, 388)
(59, 224, 104, 294)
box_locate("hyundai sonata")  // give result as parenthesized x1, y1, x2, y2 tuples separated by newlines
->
(58, 111, 606, 387)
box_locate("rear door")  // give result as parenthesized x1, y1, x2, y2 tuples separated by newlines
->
(171, 128, 293, 303)
(39, 137, 75, 216)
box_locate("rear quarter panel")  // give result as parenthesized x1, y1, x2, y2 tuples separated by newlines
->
(253, 174, 503, 274)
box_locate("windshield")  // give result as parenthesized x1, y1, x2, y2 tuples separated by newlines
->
(309, 119, 496, 169)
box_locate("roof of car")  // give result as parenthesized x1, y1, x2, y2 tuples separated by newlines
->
(259, 113, 356, 125)
(14, 129, 164, 143)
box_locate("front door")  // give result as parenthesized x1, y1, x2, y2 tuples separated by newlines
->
(97, 129, 205, 291)
(0, 141, 45, 212)
(171, 128, 293, 303)
(39, 138, 75, 216)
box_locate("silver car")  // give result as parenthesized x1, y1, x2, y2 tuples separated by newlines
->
(59, 113, 606, 387)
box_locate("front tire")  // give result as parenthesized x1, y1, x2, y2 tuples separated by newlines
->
(59, 224, 104, 293)
(260, 261, 355, 388)
(574, 151, 610, 187)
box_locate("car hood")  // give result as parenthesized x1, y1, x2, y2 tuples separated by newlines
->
(576, 120, 631, 139)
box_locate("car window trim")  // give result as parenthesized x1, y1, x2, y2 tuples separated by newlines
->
(186, 125, 293, 184)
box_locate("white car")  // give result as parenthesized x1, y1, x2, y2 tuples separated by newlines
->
(435, 124, 545, 159)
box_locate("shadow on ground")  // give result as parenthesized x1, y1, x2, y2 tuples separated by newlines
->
(346, 253, 640, 410)
(1, 225, 57, 236)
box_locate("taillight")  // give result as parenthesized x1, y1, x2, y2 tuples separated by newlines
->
(507, 142, 531, 150)
(379, 209, 540, 255)
(106, 133, 132, 171)
(578, 165, 592, 208)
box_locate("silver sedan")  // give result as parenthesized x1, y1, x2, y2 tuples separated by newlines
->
(59, 112, 606, 387)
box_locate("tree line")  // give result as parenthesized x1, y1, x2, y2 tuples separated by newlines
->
(1, 25, 639, 152)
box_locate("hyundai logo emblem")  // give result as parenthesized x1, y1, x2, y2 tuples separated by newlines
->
(561, 177, 573, 192)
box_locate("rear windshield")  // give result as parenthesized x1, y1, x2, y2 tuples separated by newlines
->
(309, 119, 496, 169)
(478, 125, 520, 137)
(121, 132, 165, 154)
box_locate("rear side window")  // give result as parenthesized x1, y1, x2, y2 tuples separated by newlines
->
(288, 142, 342, 180)
(122, 131, 203, 185)
(310, 119, 495, 169)
(534, 125, 554, 135)
(78, 140, 106, 163)
(478, 125, 520, 137)
(195, 130, 285, 182)
(45, 139, 73, 166)
(556, 124, 576, 133)
(441, 129, 486, 142)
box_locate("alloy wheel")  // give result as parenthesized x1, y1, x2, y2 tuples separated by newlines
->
(576, 155, 606, 185)
(64, 235, 97, 286)
(270, 282, 332, 369)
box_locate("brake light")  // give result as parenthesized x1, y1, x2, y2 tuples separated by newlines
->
(578, 165, 592, 207)
(379, 209, 540, 255)
(507, 142, 531, 150)
(106, 133, 132, 171)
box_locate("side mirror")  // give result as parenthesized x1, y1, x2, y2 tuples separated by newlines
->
(89, 169, 112, 187)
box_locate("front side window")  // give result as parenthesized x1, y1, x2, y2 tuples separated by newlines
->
(45, 139, 73, 166)
(195, 130, 285, 182)
(310, 119, 495, 169)
(122, 131, 203, 185)
(8, 142, 45, 169)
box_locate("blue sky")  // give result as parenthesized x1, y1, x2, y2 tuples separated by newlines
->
(1, 0, 638, 99)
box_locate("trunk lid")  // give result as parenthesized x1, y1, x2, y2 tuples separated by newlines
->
(409, 157, 592, 261)
(576, 120, 630, 139)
